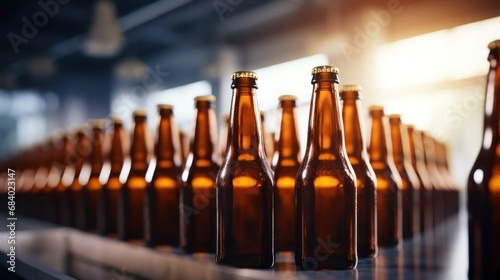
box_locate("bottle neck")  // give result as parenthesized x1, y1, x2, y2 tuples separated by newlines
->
(276, 101, 300, 162)
(191, 102, 218, 162)
(368, 113, 391, 164)
(342, 98, 368, 160)
(407, 128, 419, 169)
(480, 48, 500, 151)
(109, 124, 124, 175)
(227, 84, 266, 157)
(306, 79, 345, 156)
(155, 110, 180, 167)
(90, 128, 104, 175)
(130, 118, 149, 173)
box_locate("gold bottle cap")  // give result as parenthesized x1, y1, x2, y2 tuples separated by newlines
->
(407, 124, 414, 129)
(194, 94, 216, 102)
(231, 71, 258, 80)
(488, 40, 500, 49)
(368, 105, 385, 112)
(108, 116, 123, 124)
(311, 65, 340, 75)
(278, 95, 297, 101)
(340, 85, 362, 92)
(133, 109, 148, 116)
(88, 118, 105, 129)
(388, 114, 402, 119)
(157, 104, 174, 110)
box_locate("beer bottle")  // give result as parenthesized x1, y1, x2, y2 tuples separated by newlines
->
(340, 85, 377, 258)
(388, 115, 420, 239)
(216, 71, 275, 268)
(295, 66, 357, 270)
(40, 137, 59, 222)
(468, 39, 500, 279)
(368, 106, 402, 247)
(70, 128, 92, 228)
(80, 119, 105, 231)
(218, 114, 230, 161)
(119, 110, 150, 241)
(423, 134, 446, 225)
(55, 134, 72, 225)
(181, 95, 220, 253)
(99, 117, 127, 236)
(272, 95, 301, 253)
(145, 104, 182, 247)
(407, 126, 433, 233)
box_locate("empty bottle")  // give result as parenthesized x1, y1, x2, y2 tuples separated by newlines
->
(216, 71, 275, 268)
(145, 104, 182, 247)
(272, 95, 301, 253)
(368, 106, 402, 247)
(118, 110, 150, 241)
(295, 66, 357, 270)
(340, 85, 377, 258)
(468, 39, 500, 279)
(181, 95, 220, 253)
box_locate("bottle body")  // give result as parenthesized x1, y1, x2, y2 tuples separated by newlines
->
(368, 107, 402, 248)
(340, 86, 377, 258)
(216, 71, 275, 268)
(98, 118, 125, 236)
(272, 95, 301, 253)
(144, 105, 182, 247)
(468, 40, 500, 279)
(118, 111, 149, 241)
(389, 115, 420, 239)
(181, 96, 220, 253)
(295, 67, 357, 270)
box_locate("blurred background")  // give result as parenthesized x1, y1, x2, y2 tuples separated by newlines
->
(0, 0, 499, 189)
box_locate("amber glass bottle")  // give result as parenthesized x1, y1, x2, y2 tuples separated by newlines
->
(98, 117, 126, 236)
(70, 128, 91, 228)
(40, 138, 59, 222)
(407, 126, 433, 233)
(80, 120, 105, 231)
(272, 95, 301, 253)
(181, 95, 220, 253)
(468, 39, 500, 279)
(119, 110, 150, 241)
(216, 71, 275, 268)
(340, 85, 377, 258)
(54, 134, 72, 225)
(423, 134, 446, 226)
(388, 115, 420, 239)
(145, 104, 182, 247)
(295, 66, 357, 270)
(368, 106, 402, 247)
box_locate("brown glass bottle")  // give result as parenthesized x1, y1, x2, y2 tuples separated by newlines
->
(468, 40, 500, 279)
(40, 138, 59, 222)
(54, 134, 72, 225)
(340, 85, 377, 258)
(216, 71, 274, 268)
(423, 134, 446, 226)
(70, 128, 92, 228)
(181, 95, 220, 253)
(407, 126, 434, 233)
(388, 115, 420, 239)
(98, 117, 126, 236)
(368, 106, 402, 247)
(145, 104, 181, 247)
(272, 95, 301, 253)
(80, 120, 105, 231)
(295, 66, 357, 270)
(119, 110, 150, 241)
